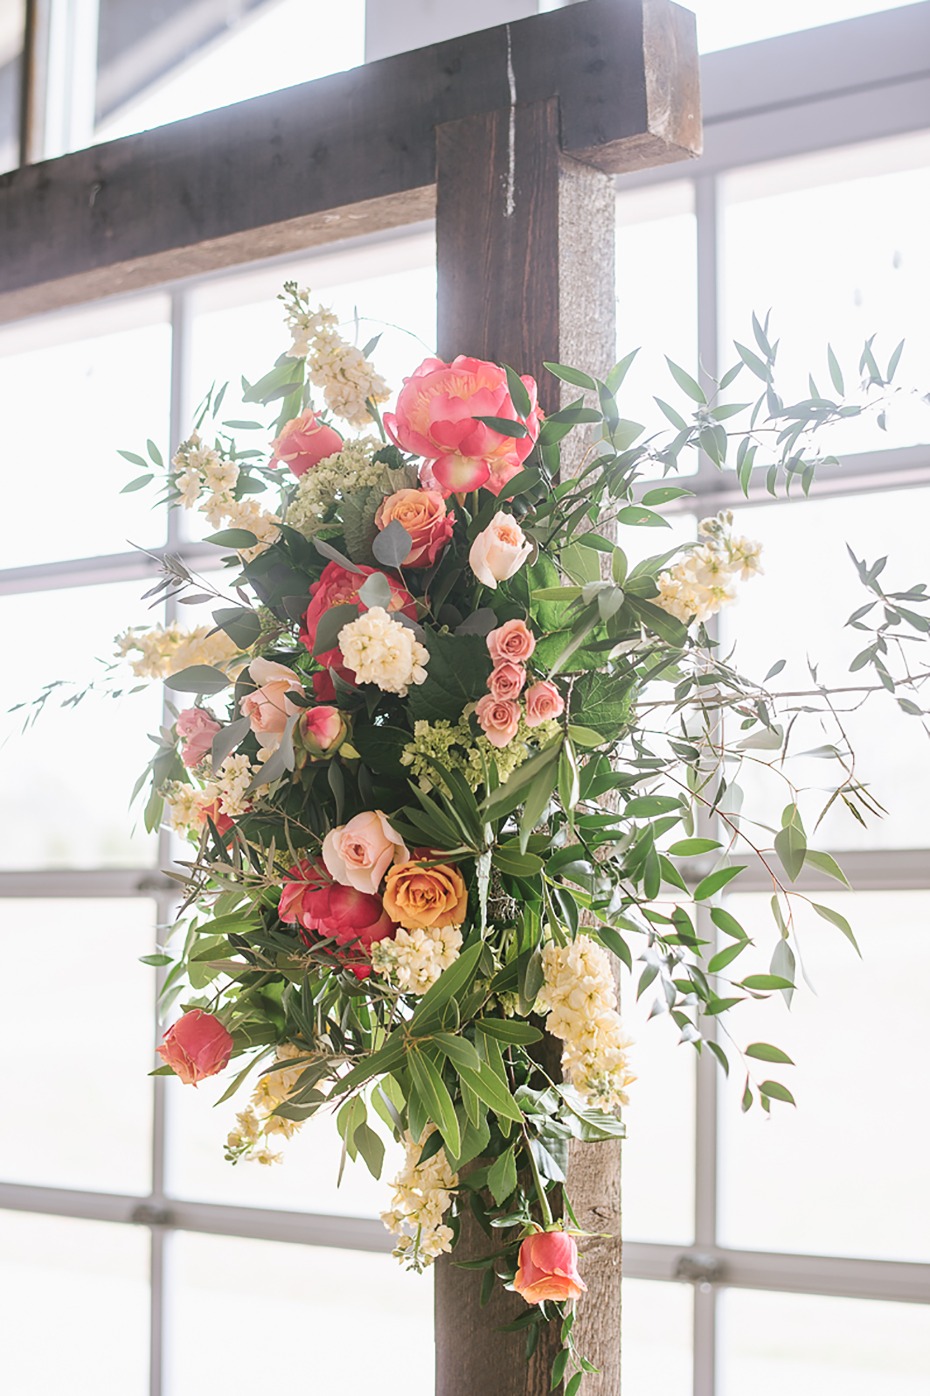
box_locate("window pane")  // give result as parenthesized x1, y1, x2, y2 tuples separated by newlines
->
(96, 0, 364, 141)
(0, 900, 155, 1194)
(721, 132, 930, 454)
(0, 1212, 150, 1396)
(719, 487, 930, 851)
(621, 1279, 693, 1396)
(0, 299, 171, 567)
(0, 2, 23, 174)
(718, 891, 930, 1263)
(0, 581, 161, 869)
(694, 0, 926, 52)
(166, 1233, 432, 1396)
(719, 1289, 930, 1396)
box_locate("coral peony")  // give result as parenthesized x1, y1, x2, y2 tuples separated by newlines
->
(278, 860, 395, 979)
(513, 1230, 587, 1305)
(157, 1010, 233, 1086)
(270, 408, 344, 477)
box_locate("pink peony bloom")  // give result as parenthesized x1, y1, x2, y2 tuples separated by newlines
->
(240, 657, 304, 750)
(487, 661, 526, 701)
(299, 561, 417, 701)
(524, 680, 565, 727)
(487, 618, 536, 665)
(322, 810, 409, 895)
(270, 409, 344, 477)
(514, 1231, 587, 1305)
(157, 1010, 233, 1086)
(176, 707, 221, 768)
(384, 356, 541, 495)
(475, 694, 521, 749)
(374, 488, 455, 568)
(469, 512, 532, 589)
(278, 859, 395, 980)
(297, 705, 347, 759)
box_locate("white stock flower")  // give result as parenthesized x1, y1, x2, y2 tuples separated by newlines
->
(371, 924, 463, 994)
(381, 1128, 458, 1271)
(654, 512, 762, 626)
(536, 934, 635, 1111)
(338, 607, 428, 696)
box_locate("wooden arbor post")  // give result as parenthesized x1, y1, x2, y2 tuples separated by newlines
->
(433, 5, 699, 1393)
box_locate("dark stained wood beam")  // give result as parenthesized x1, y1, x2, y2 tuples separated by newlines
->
(0, 0, 699, 322)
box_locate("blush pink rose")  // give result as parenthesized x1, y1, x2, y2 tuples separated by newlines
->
(240, 657, 304, 749)
(487, 661, 526, 701)
(374, 488, 455, 568)
(469, 512, 533, 589)
(157, 1009, 233, 1086)
(299, 562, 417, 701)
(278, 860, 395, 980)
(514, 1231, 587, 1305)
(384, 355, 542, 495)
(297, 705, 347, 759)
(270, 409, 344, 477)
(176, 707, 221, 768)
(322, 810, 409, 894)
(487, 618, 536, 665)
(475, 694, 521, 749)
(524, 680, 565, 727)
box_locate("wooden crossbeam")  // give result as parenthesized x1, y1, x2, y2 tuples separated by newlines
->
(0, 0, 699, 321)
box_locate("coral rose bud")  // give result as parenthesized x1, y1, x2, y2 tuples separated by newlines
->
(157, 1009, 233, 1086)
(487, 618, 536, 665)
(176, 707, 221, 768)
(475, 694, 521, 749)
(375, 488, 455, 568)
(297, 705, 347, 759)
(524, 680, 565, 727)
(271, 408, 344, 477)
(469, 512, 532, 590)
(514, 1230, 587, 1305)
(382, 860, 468, 931)
(322, 810, 409, 895)
(487, 661, 526, 702)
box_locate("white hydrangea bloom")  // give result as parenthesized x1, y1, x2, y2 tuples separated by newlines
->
(381, 1128, 458, 1271)
(371, 925, 463, 994)
(654, 511, 762, 626)
(536, 934, 635, 1110)
(338, 607, 428, 696)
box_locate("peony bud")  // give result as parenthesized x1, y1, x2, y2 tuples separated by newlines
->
(296, 705, 347, 760)
(270, 409, 343, 476)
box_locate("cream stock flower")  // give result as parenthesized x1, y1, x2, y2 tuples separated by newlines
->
(654, 512, 762, 626)
(370, 924, 463, 993)
(337, 607, 429, 696)
(381, 1128, 458, 1271)
(536, 935, 635, 1110)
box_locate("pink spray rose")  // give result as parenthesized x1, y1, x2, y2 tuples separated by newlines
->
(514, 1230, 587, 1305)
(487, 618, 536, 665)
(469, 512, 533, 589)
(322, 810, 410, 895)
(278, 860, 395, 979)
(270, 408, 344, 477)
(487, 661, 526, 701)
(384, 355, 541, 495)
(240, 657, 304, 749)
(374, 489, 455, 568)
(176, 707, 221, 768)
(524, 680, 565, 727)
(157, 1009, 233, 1086)
(475, 694, 521, 749)
(297, 705, 347, 759)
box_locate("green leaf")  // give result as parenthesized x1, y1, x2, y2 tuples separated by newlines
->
(408, 1050, 461, 1156)
(502, 364, 532, 418)
(493, 845, 545, 877)
(566, 1372, 584, 1396)
(410, 942, 484, 1034)
(594, 925, 632, 971)
(668, 838, 721, 856)
(804, 850, 850, 887)
(710, 906, 748, 941)
(372, 519, 413, 567)
(475, 1018, 543, 1045)
(551, 1348, 570, 1390)
(473, 414, 529, 438)
(569, 670, 636, 741)
(118, 449, 149, 467)
(812, 901, 860, 954)
(626, 795, 681, 818)
(745, 1043, 794, 1065)
(487, 1146, 518, 1206)
(616, 505, 669, 529)
(120, 473, 154, 493)
(708, 941, 748, 974)
(740, 974, 794, 991)
(163, 665, 231, 696)
(146, 438, 164, 467)
(641, 485, 694, 506)
(204, 528, 259, 549)
(140, 953, 172, 967)
(759, 1080, 796, 1106)
(212, 606, 262, 649)
(774, 823, 806, 881)
(454, 1060, 523, 1124)
(827, 344, 844, 396)
(665, 357, 706, 403)
(433, 1033, 483, 1074)
(543, 362, 597, 391)
(408, 631, 493, 723)
(353, 1122, 385, 1179)
(694, 865, 745, 901)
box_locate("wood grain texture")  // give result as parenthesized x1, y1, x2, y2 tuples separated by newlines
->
(0, 0, 700, 321)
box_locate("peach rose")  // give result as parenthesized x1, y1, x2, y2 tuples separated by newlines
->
(469, 512, 532, 589)
(514, 1230, 587, 1305)
(374, 488, 455, 568)
(384, 355, 541, 495)
(524, 680, 565, 727)
(475, 694, 521, 749)
(157, 1010, 233, 1086)
(240, 657, 304, 749)
(487, 661, 526, 701)
(487, 618, 536, 665)
(382, 860, 468, 931)
(271, 408, 344, 476)
(322, 810, 409, 895)
(176, 707, 221, 768)
(296, 705, 347, 760)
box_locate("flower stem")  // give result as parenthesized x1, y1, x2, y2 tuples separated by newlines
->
(522, 1126, 554, 1227)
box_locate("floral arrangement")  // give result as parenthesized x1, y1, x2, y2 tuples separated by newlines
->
(107, 284, 927, 1388)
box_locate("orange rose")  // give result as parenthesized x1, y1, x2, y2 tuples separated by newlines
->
(374, 488, 455, 568)
(382, 860, 468, 931)
(514, 1230, 587, 1305)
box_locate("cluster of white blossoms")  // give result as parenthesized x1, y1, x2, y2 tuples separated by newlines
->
(285, 440, 416, 535)
(225, 1044, 308, 1166)
(381, 1128, 459, 1270)
(371, 924, 463, 994)
(163, 753, 259, 834)
(655, 511, 763, 626)
(116, 622, 240, 680)
(281, 284, 390, 428)
(338, 607, 429, 697)
(171, 433, 280, 561)
(536, 935, 635, 1111)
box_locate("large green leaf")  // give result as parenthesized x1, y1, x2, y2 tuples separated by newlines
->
(408, 632, 492, 722)
(569, 670, 637, 740)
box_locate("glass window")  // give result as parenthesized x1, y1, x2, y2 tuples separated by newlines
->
(694, 0, 927, 53)
(166, 1233, 433, 1395)
(0, 1212, 150, 1396)
(0, 899, 156, 1194)
(0, 2, 23, 173)
(718, 1288, 930, 1396)
(621, 1279, 693, 1396)
(718, 891, 930, 1264)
